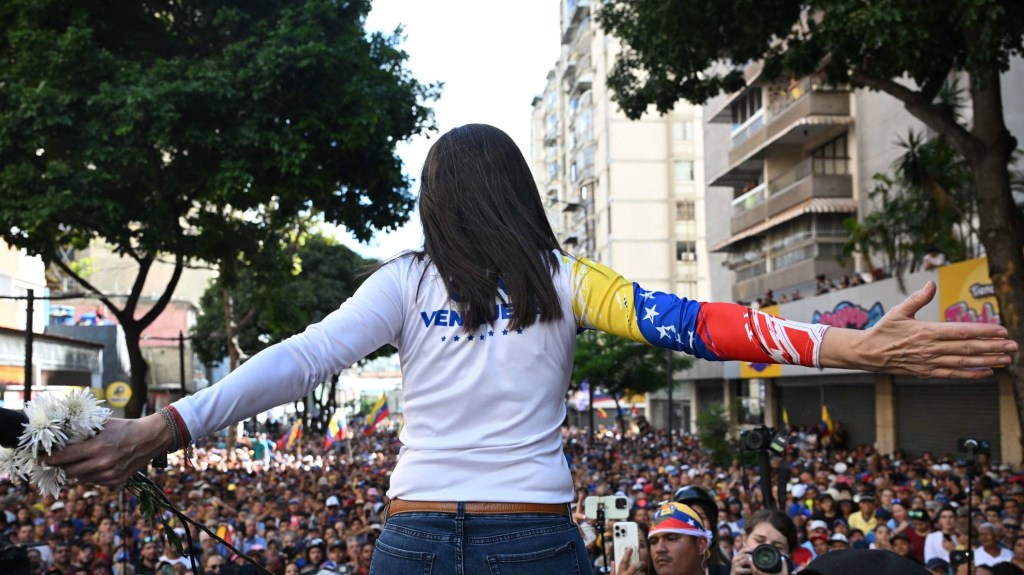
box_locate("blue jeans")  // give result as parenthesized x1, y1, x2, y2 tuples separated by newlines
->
(368, 504, 593, 575)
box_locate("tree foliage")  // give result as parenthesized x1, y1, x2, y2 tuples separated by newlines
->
(573, 331, 692, 430)
(599, 0, 1024, 440)
(0, 0, 437, 415)
(842, 127, 985, 291)
(192, 233, 386, 364)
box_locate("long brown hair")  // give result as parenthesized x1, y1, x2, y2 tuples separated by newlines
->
(418, 124, 564, 331)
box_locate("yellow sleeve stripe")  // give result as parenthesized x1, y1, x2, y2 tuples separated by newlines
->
(568, 256, 648, 344)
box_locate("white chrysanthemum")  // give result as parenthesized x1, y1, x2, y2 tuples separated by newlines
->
(28, 462, 66, 499)
(62, 388, 111, 442)
(20, 395, 68, 458)
(0, 447, 20, 479)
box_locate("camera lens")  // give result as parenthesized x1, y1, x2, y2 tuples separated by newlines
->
(752, 544, 783, 574)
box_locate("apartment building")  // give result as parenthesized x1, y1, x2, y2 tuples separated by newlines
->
(702, 59, 1024, 462)
(532, 0, 724, 434)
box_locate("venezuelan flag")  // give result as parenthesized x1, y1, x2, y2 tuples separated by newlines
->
(277, 420, 302, 450)
(820, 404, 834, 436)
(322, 410, 347, 449)
(364, 394, 390, 436)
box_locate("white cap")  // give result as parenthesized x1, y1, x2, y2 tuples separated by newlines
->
(325, 495, 340, 507)
(791, 484, 808, 498)
(808, 519, 829, 532)
(829, 533, 849, 544)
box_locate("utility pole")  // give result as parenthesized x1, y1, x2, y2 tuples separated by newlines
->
(24, 289, 33, 401)
(178, 331, 187, 399)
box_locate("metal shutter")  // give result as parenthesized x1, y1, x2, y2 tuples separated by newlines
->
(894, 379, 1000, 461)
(778, 381, 876, 447)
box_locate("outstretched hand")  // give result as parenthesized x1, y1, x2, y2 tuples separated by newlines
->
(43, 414, 171, 486)
(820, 281, 1017, 378)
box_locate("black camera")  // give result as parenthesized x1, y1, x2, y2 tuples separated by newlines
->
(957, 438, 991, 456)
(751, 544, 791, 574)
(741, 426, 787, 454)
(950, 550, 972, 566)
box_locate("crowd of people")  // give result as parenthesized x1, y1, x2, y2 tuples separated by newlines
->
(2, 414, 1023, 575)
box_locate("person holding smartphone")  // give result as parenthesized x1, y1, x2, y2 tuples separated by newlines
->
(617, 502, 711, 575)
(925, 506, 960, 563)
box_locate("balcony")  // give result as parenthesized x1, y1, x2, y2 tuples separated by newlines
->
(765, 158, 851, 218)
(720, 89, 851, 174)
(561, 0, 591, 43)
(732, 253, 851, 303)
(716, 196, 857, 250)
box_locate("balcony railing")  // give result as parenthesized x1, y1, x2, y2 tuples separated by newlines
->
(731, 111, 764, 147)
(732, 182, 767, 216)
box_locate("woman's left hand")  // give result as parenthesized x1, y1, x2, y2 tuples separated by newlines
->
(820, 281, 1017, 378)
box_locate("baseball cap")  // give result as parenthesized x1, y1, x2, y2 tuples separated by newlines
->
(829, 533, 849, 544)
(325, 495, 340, 507)
(50, 501, 65, 511)
(808, 519, 829, 532)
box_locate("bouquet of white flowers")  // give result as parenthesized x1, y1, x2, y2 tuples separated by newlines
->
(0, 388, 110, 498)
(0, 390, 273, 575)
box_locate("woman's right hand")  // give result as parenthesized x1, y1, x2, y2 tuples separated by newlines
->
(43, 414, 172, 486)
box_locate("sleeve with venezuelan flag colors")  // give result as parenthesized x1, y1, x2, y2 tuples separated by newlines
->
(566, 256, 830, 367)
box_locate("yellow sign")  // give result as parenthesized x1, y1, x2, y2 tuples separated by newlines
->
(740, 304, 782, 379)
(105, 381, 132, 408)
(938, 258, 1000, 325)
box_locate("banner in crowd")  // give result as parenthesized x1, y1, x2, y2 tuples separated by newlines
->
(364, 394, 389, 436)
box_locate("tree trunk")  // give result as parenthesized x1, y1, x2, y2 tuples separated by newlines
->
(124, 325, 149, 418)
(967, 73, 1024, 453)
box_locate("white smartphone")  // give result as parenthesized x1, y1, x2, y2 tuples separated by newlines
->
(584, 495, 631, 520)
(613, 521, 640, 569)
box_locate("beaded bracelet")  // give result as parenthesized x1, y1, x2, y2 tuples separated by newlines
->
(157, 406, 193, 454)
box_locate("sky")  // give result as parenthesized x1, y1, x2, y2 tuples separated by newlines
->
(332, 0, 562, 259)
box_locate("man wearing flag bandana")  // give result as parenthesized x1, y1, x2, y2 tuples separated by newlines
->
(617, 502, 713, 575)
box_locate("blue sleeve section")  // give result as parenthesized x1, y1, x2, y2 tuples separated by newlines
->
(632, 283, 722, 361)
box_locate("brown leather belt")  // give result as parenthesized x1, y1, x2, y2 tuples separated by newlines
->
(387, 499, 569, 517)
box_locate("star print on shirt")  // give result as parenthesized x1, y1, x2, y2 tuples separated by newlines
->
(655, 324, 677, 339)
(640, 290, 654, 300)
(441, 336, 447, 342)
(516, 328, 524, 334)
(502, 329, 509, 335)
(488, 330, 494, 336)
(643, 305, 660, 323)
(467, 335, 474, 341)
(453, 335, 460, 342)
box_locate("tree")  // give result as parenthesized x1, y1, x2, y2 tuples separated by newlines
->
(192, 233, 392, 435)
(0, 0, 437, 416)
(842, 126, 984, 291)
(572, 331, 691, 436)
(599, 0, 1024, 438)
(696, 401, 738, 468)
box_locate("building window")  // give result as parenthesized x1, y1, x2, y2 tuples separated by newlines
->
(674, 160, 694, 182)
(676, 241, 697, 262)
(673, 120, 694, 141)
(812, 133, 849, 175)
(731, 89, 764, 128)
(676, 200, 696, 221)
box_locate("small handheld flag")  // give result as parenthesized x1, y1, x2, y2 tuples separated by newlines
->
(364, 394, 390, 436)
